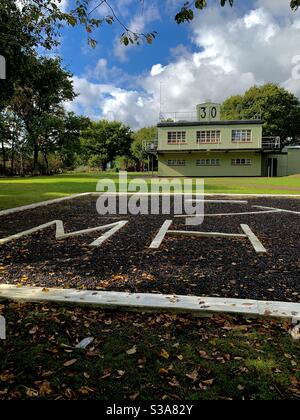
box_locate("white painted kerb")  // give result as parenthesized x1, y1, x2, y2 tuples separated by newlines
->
(0, 285, 299, 321)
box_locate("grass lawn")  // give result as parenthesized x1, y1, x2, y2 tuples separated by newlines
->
(0, 303, 299, 400)
(1, 172, 300, 211)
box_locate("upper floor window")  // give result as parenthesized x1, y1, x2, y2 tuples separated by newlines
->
(232, 130, 252, 143)
(231, 158, 252, 166)
(167, 131, 186, 144)
(197, 130, 221, 143)
(168, 159, 186, 166)
(196, 158, 221, 166)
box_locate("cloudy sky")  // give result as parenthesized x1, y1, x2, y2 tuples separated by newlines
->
(57, 0, 300, 129)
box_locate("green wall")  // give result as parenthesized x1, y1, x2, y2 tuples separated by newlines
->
(158, 152, 262, 177)
(267, 148, 300, 177)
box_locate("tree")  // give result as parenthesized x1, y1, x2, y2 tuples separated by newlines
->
(81, 120, 133, 170)
(131, 126, 157, 171)
(0, 0, 35, 109)
(57, 113, 91, 169)
(222, 84, 300, 144)
(11, 55, 76, 173)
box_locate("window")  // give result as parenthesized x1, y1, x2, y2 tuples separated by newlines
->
(167, 132, 186, 144)
(197, 130, 221, 143)
(231, 158, 252, 166)
(232, 130, 252, 143)
(196, 158, 221, 166)
(168, 160, 186, 166)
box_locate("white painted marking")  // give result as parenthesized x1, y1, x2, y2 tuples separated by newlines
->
(240, 224, 267, 255)
(254, 205, 300, 215)
(90, 221, 128, 246)
(169, 230, 246, 239)
(185, 199, 248, 204)
(0, 220, 128, 248)
(1, 193, 300, 219)
(0, 193, 91, 217)
(175, 210, 282, 218)
(149, 220, 173, 249)
(0, 285, 298, 321)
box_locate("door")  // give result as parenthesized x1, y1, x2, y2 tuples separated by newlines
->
(267, 158, 278, 177)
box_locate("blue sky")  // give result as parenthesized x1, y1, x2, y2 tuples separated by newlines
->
(56, 0, 300, 129)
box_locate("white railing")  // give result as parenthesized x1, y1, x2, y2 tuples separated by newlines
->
(262, 137, 281, 150)
(159, 112, 197, 123)
(143, 140, 158, 152)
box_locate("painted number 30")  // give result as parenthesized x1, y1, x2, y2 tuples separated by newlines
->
(200, 107, 217, 119)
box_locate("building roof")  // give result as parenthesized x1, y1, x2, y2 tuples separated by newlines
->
(157, 120, 263, 128)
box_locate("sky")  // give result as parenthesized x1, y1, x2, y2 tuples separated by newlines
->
(55, 0, 300, 129)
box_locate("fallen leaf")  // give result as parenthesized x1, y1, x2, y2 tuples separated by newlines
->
(186, 369, 198, 382)
(159, 368, 169, 376)
(198, 350, 210, 359)
(168, 377, 180, 387)
(116, 370, 125, 378)
(39, 381, 52, 396)
(25, 387, 39, 398)
(202, 379, 214, 386)
(63, 359, 77, 367)
(29, 326, 38, 335)
(126, 346, 137, 355)
(159, 349, 170, 360)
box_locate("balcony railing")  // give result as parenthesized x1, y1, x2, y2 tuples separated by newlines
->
(159, 112, 197, 123)
(159, 112, 262, 123)
(143, 140, 158, 152)
(262, 137, 281, 150)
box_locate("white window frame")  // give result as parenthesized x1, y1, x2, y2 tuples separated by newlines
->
(196, 130, 221, 144)
(232, 130, 252, 143)
(231, 158, 252, 166)
(196, 158, 221, 166)
(167, 159, 186, 166)
(167, 131, 187, 144)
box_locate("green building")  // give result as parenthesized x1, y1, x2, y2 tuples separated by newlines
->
(146, 102, 300, 177)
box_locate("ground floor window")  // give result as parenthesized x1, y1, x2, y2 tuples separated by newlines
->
(231, 158, 252, 166)
(167, 159, 186, 166)
(196, 158, 221, 166)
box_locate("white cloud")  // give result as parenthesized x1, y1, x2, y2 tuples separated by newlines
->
(150, 64, 165, 76)
(67, 4, 300, 129)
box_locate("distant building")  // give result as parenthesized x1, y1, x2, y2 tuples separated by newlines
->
(144, 102, 300, 177)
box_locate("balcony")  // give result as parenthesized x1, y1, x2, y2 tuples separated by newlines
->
(143, 140, 158, 153)
(262, 137, 281, 150)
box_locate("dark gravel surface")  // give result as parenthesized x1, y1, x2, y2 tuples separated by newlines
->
(0, 196, 299, 302)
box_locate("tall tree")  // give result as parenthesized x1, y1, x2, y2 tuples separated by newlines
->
(222, 83, 300, 144)
(11, 55, 76, 172)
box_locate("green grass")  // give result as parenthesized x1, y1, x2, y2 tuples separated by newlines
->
(0, 303, 299, 400)
(1, 172, 300, 211)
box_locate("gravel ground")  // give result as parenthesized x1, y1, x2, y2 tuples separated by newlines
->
(0, 196, 299, 302)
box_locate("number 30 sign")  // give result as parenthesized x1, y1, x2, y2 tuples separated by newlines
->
(197, 102, 220, 122)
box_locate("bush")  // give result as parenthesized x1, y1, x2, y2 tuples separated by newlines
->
(38, 153, 64, 174)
